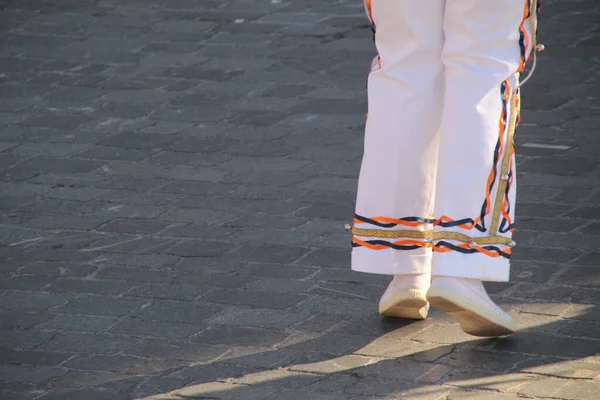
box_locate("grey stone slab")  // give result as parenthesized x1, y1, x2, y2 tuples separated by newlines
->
(165, 239, 234, 257)
(96, 219, 170, 234)
(0, 330, 56, 349)
(25, 215, 108, 230)
(191, 326, 289, 347)
(223, 244, 311, 264)
(46, 278, 138, 296)
(208, 307, 310, 329)
(131, 300, 221, 323)
(0, 312, 54, 330)
(55, 296, 146, 317)
(124, 338, 227, 362)
(108, 319, 205, 340)
(202, 289, 306, 309)
(77, 146, 152, 161)
(0, 292, 70, 312)
(49, 370, 141, 392)
(0, 365, 65, 385)
(0, 348, 71, 367)
(37, 315, 119, 332)
(124, 283, 211, 301)
(38, 333, 139, 354)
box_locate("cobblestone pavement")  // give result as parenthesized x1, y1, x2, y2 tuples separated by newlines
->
(1, 0, 599, 399)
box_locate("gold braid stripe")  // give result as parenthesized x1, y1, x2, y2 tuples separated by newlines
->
(434, 232, 513, 246)
(350, 227, 514, 246)
(490, 0, 538, 234)
(350, 228, 433, 239)
(490, 80, 518, 234)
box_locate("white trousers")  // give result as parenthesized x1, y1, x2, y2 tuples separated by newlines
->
(352, 0, 539, 282)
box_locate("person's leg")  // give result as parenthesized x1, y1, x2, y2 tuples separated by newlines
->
(429, 0, 540, 336)
(352, 0, 446, 318)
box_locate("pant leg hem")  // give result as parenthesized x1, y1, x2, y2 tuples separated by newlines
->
(352, 247, 432, 275)
(431, 252, 510, 282)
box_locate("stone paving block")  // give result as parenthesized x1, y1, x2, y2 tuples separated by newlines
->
(517, 302, 573, 316)
(224, 213, 308, 229)
(56, 296, 145, 317)
(25, 215, 108, 230)
(0, 365, 65, 386)
(0, 275, 55, 291)
(83, 236, 177, 255)
(208, 306, 309, 329)
(50, 370, 141, 391)
(170, 269, 249, 289)
(576, 251, 600, 265)
(232, 368, 322, 388)
(438, 349, 531, 373)
(169, 362, 261, 384)
(511, 246, 583, 263)
(297, 247, 351, 268)
(308, 281, 382, 301)
(164, 239, 234, 258)
(555, 266, 600, 287)
(124, 338, 228, 362)
(243, 278, 314, 294)
(556, 320, 600, 339)
(517, 377, 569, 398)
(202, 289, 306, 309)
(92, 253, 179, 269)
(96, 219, 170, 234)
(223, 243, 311, 264)
(508, 261, 560, 284)
(19, 261, 97, 278)
(148, 151, 226, 167)
(37, 315, 119, 333)
(0, 348, 71, 367)
(0, 391, 39, 400)
(132, 300, 221, 324)
(46, 278, 138, 296)
(522, 358, 600, 380)
(192, 325, 290, 347)
(159, 208, 238, 225)
(124, 283, 211, 301)
(175, 381, 277, 400)
(95, 265, 172, 283)
(294, 294, 374, 317)
(78, 146, 153, 161)
(36, 389, 129, 400)
(109, 318, 205, 340)
(446, 391, 524, 400)
(356, 339, 444, 360)
(493, 332, 600, 358)
(133, 377, 190, 399)
(283, 331, 376, 357)
(126, 358, 189, 376)
(38, 333, 139, 354)
(62, 355, 141, 373)
(0, 292, 70, 313)
(241, 263, 317, 280)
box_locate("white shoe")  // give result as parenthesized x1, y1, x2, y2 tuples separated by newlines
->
(427, 277, 517, 337)
(379, 275, 430, 320)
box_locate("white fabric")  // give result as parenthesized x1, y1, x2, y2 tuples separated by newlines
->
(352, 0, 538, 282)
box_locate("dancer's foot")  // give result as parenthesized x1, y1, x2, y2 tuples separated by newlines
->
(427, 277, 516, 337)
(379, 274, 430, 320)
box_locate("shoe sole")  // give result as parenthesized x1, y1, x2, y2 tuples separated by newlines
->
(427, 288, 516, 337)
(379, 290, 429, 320)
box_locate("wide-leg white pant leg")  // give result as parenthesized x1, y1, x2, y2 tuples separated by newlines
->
(352, 0, 446, 276)
(432, 0, 539, 281)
